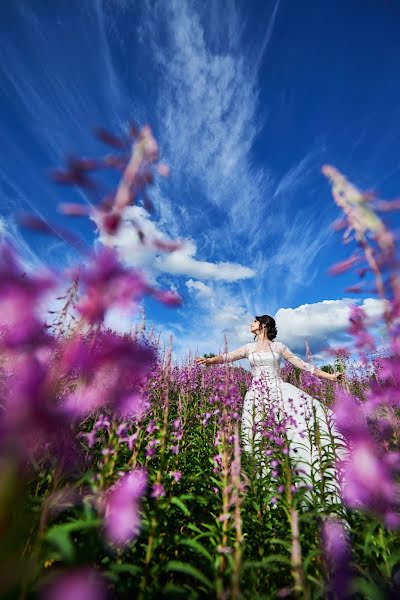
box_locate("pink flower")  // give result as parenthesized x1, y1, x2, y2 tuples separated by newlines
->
(341, 440, 398, 513)
(43, 568, 105, 600)
(151, 483, 165, 498)
(119, 392, 149, 419)
(150, 289, 182, 307)
(218, 513, 231, 522)
(60, 331, 155, 418)
(333, 389, 368, 441)
(104, 469, 147, 546)
(170, 470, 182, 482)
(76, 247, 150, 324)
(320, 518, 351, 597)
(0, 243, 56, 348)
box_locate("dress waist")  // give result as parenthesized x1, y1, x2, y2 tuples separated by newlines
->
(251, 365, 280, 376)
(250, 366, 282, 386)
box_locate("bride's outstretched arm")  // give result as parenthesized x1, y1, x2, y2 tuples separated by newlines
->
(195, 344, 248, 366)
(281, 344, 342, 382)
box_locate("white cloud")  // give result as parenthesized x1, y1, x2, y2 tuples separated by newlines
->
(140, 0, 272, 240)
(276, 298, 386, 356)
(95, 205, 255, 282)
(156, 240, 255, 281)
(272, 152, 317, 200)
(104, 306, 136, 334)
(186, 279, 213, 298)
(154, 295, 386, 368)
(136, 0, 331, 312)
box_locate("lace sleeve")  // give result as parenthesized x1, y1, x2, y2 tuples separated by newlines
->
(222, 344, 249, 363)
(280, 343, 315, 374)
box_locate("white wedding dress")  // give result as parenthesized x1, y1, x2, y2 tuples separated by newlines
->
(223, 340, 346, 503)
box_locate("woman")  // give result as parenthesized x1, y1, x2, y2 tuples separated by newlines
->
(196, 315, 345, 504)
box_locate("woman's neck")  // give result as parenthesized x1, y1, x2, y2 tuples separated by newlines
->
(255, 335, 272, 344)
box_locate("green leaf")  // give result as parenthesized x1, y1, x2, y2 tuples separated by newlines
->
(350, 577, 386, 600)
(46, 528, 74, 561)
(170, 497, 190, 516)
(268, 537, 292, 552)
(104, 563, 141, 583)
(106, 563, 141, 576)
(242, 555, 292, 570)
(163, 583, 198, 598)
(45, 518, 101, 561)
(179, 538, 214, 564)
(165, 560, 213, 591)
(388, 551, 400, 570)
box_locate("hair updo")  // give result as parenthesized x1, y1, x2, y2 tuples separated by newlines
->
(254, 315, 278, 342)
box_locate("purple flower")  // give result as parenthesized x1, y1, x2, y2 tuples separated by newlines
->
(348, 305, 376, 351)
(124, 431, 139, 451)
(104, 468, 147, 546)
(60, 331, 155, 418)
(42, 568, 105, 600)
(320, 518, 351, 597)
(202, 412, 212, 426)
(119, 392, 149, 419)
(151, 483, 165, 498)
(76, 247, 150, 324)
(0, 243, 56, 348)
(333, 389, 368, 441)
(334, 388, 400, 522)
(170, 470, 182, 482)
(341, 440, 398, 515)
(146, 419, 157, 434)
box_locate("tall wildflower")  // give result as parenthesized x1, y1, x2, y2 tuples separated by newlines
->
(104, 468, 147, 546)
(323, 166, 400, 528)
(0, 123, 183, 597)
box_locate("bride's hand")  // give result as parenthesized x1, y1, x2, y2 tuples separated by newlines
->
(195, 357, 209, 366)
(331, 371, 344, 382)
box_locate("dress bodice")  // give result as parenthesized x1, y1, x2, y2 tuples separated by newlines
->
(222, 341, 316, 379)
(248, 346, 281, 368)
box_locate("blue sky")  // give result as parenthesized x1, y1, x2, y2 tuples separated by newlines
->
(1, 0, 399, 364)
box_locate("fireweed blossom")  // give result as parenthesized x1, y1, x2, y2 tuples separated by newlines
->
(321, 165, 395, 255)
(42, 568, 106, 600)
(60, 330, 156, 419)
(104, 468, 147, 546)
(0, 243, 56, 348)
(75, 246, 181, 324)
(75, 247, 151, 325)
(321, 518, 352, 598)
(334, 389, 400, 526)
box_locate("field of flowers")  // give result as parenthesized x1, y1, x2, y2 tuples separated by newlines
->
(0, 126, 399, 599)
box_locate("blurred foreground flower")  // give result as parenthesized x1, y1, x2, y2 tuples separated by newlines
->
(43, 568, 106, 600)
(104, 468, 147, 546)
(321, 518, 352, 597)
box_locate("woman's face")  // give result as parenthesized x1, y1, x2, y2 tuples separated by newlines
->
(250, 319, 260, 334)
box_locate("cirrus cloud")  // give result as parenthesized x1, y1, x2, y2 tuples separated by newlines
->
(95, 205, 256, 282)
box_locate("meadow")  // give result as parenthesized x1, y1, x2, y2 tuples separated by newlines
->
(0, 126, 399, 599)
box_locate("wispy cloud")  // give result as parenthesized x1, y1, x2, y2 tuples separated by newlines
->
(96, 205, 256, 282)
(136, 0, 331, 301)
(251, 0, 282, 74)
(272, 152, 318, 200)
(140, 0, 272, 238)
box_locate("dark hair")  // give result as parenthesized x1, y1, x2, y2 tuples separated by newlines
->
(253, 315, 277, 341)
